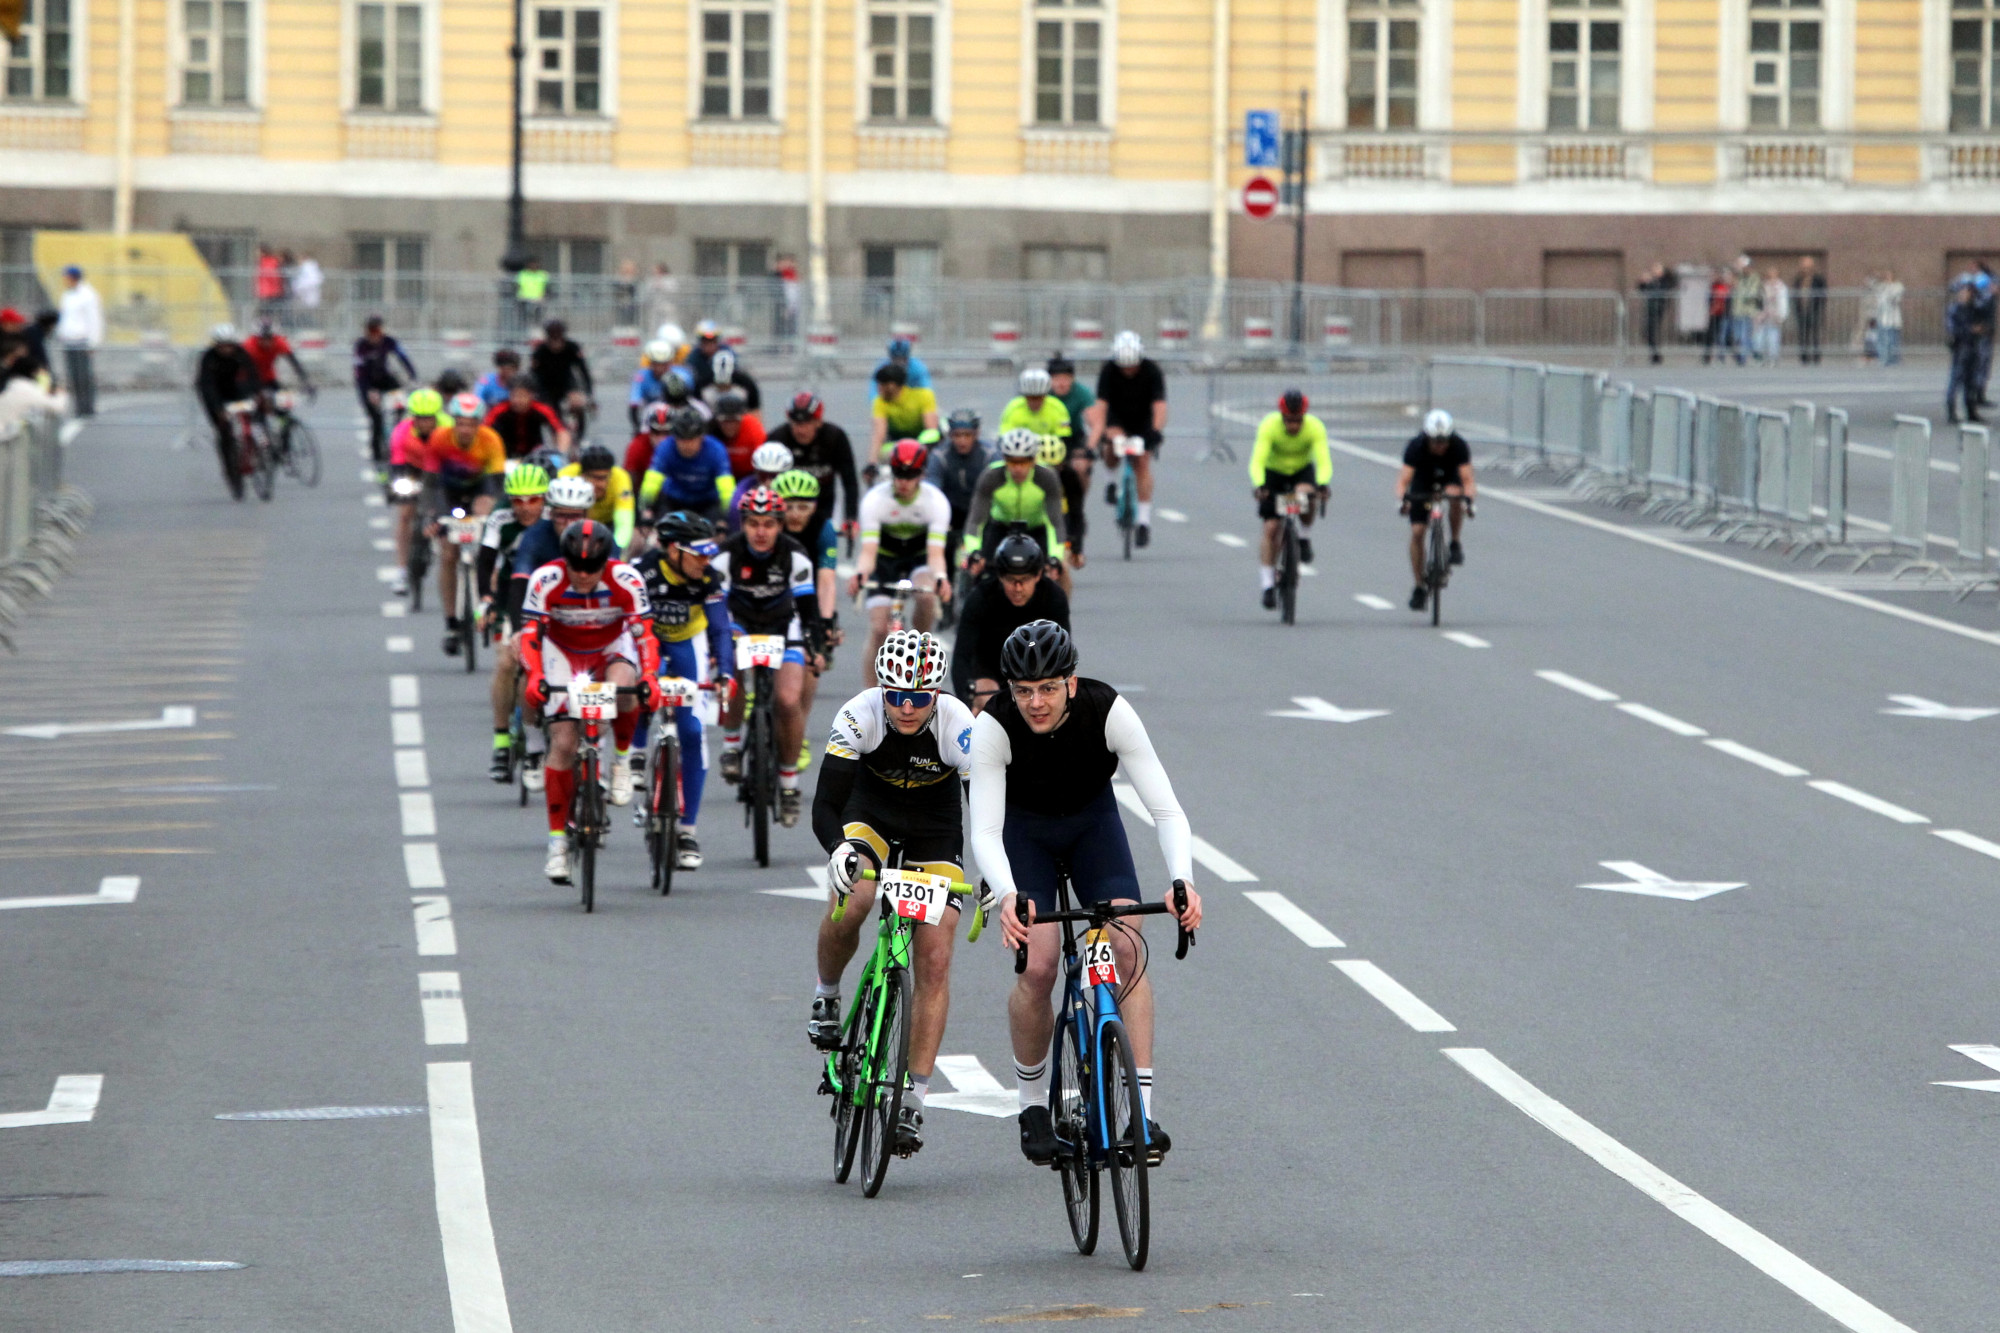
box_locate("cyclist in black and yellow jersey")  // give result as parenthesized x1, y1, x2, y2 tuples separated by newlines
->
(635, 510, 733, 870)
(1249, 389, 1333, 610)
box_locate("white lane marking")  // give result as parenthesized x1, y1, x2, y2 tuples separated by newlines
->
(359, 465, 379, 483)
(392, 711, 425, 747)
(370, 516, 391, 530)
(1441, 631, 1489, 649)
(1333, 960, 1455, 1032)
(401, 791, 437, 837)
(1267, 696, 1389, 723)
(1809, 780, 1929, 825)
(376, 566, 401, 583)
(1934, 1044, 2000, 1092)
(395, 749, 430, 788)
(420, 973, 467, 1044)
(1213, 533, 1248, 548)
(1934, 828, 2000, 859)
(387, 636, 414, 653)
(405, 842, 447, 889)
(218, 1105, 425, 1121)
(1705, 739, 1809, 778)
(426, 1061, 515, 1332)
(1111, 781, 1153, 825)
(364, 493, 385, 507)
(1191, 837, 1259, 883)
(0, 875, 140, 912)
(1446, 1047, 1919, 1333)
(761, 886, 827, 900)
(1879, 694, 1999, 721)
(383, 600, 408, 619)
(1616, 702, 1708, 737)
(4, 706, 196, 739)
(1157, 508, 1188, 523)
(1579, 860, 1745, 902)
(373, 538, 395, 552)
(1535, 670, 1619, 702)
(1353, 593, 1394, 610)
(1243, 891, 1344, 947)
(390, 675, 421, 708)
(929, 1054, 1019, 1117)
(0, 1075, 103, 1129)
(412, 895, 457, 956)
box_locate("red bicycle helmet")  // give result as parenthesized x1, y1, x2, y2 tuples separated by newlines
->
(560, 518, 615, 573)
(786, 390, 824, 423)
(887, 439, 929, 478)
(739, 485, 786, 518)
(1279, 388, 1309, 416)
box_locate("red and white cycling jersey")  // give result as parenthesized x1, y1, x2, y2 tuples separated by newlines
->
(521, 560, 652, 655)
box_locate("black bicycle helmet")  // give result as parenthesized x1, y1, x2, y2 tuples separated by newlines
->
(946, 407, 980, 433)
(992, 531, 1045, 576)
(874, 362, 908, 387)
(435, 368, 468, 398)
(1279, 388, 1308, 417)
(654, 510, 717, 549)
(1000, 619, 1077, 681)
(560, 518, 615, 573)
(578, 442, 616, 473)
(669, 405, 706, 439)
(1046, 354, 1076, 377)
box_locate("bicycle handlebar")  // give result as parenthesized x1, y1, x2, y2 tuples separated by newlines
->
(829, 869, 986, 942)
(1010, 880, 1194, 974)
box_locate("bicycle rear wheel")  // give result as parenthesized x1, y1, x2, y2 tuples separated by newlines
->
(285, 419, 322, 487)
(1099, 1018, 1150, 1270)
(1277, 520, 1300, 626)
(458, 568, 479, 672)
(1119, 466, 1135, 561)
(577, 749, 601, 913)
(648, 730, 680, 895)
(1053, 1012, 1099, 1255)
(249, 431, 276, 502)
(858, 965, 911, 1199)
(1427, 519, 1448, 627)
(749, 684, 775, 868)
(832, 979, 875, 1184)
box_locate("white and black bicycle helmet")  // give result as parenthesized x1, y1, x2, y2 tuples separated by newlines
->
(1423, 408, 1454, 438)
(750, 441, 795, 475)
(1018, 367, 1052, 397)
(876, 630, 949, 691)
(711, 348, 737, 386)
(546, 475, 596, 511)
(1000, 619, 1077, 681)
(997, 426, 1041, 460)
(1111, 330, 1144, 367)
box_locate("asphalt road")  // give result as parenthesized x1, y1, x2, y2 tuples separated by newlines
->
(5, 376, 2000, 1332)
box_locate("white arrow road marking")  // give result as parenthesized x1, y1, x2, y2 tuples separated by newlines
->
(1266, 696, 1389, 724)
(1879, 694, 2000, 721)
(420, 973, 466, 1045)
(1243, 891, 1344, 948)
(1212, 533, 1248, 548)
(928, 1055, 1019, 1118)
(762, 865, 831, 900)
(1353, 594, 1394, 610)
(1933, 1044, 2000, 1092)
(0, 1075, 103, 1129)
(412, 895, 456, 955)
(3, 706, 196, 740)
(0, 876, 139, 912)
(1580, 861, 1744, 901)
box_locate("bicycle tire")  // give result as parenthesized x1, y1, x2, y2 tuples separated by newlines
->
(1100, 1019, 1150, 1270)
(1053, 1010, 1100, 1255)
(458, 567, 479, 673)
(407, 535, 430, 614)
(577, 749, 600, 913)
(832, 980, 873, 1184)
(1427, 519, 1447, 628)
(248, 430, 276, 502)
(285, 419, 323, 487)
(859, 965, 911, 1199)
(749, 680, 774, 868)
(1278, 519, 1299, 626)
(1119, 465, 1135, 562)
(651, 731, 679, 895)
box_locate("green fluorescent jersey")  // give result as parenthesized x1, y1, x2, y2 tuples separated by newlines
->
(1249, 411, 1333, 486)
(997, 395, 1072, 440)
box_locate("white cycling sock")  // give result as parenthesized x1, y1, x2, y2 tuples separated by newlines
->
(779, 767, 799, 791)
(908, 1074, 929, 1109)
(814, 979, 839, 999)
(1136, 1067, 1154, 1119)
(1015, 1059, 1049, 1112)
(723, 731, 742, 750)
(1259, 565, 1275, 589)
(525, 728, 547, 757)
(1138, 501, 1153, 525)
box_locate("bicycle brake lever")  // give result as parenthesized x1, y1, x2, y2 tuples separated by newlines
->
(1172, 880, 1193, 960)
(1012, 895, 1030, 975)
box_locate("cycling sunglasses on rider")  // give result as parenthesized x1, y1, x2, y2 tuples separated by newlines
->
(881, 688, 936, 709)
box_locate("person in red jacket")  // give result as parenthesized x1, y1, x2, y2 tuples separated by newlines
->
(713, 391, 767, 476)
(623, 401, 673, 499)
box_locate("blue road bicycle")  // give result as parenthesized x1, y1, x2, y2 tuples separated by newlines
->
(1013, 874, 1193, 1270)
(1109, 434, 1147, 560)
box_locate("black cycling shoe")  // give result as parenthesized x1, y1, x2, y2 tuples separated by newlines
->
(1135, 524, 1150, 548)
(629, 749, 644, 773)
(1299, 538, 1314, 565)
(808, 995, 842, 1050)
(1131, 1118, 1171, 1164)
(487, 746, 512, 782)
(894, 1105, 924, 1157)
(1409, 585, 1428, 611)
(1261, 586, 1278, 610)
(1019, 1105, 1058, 1165)
(441, 626, 461, 656)
(1448, 540, 1464, 567)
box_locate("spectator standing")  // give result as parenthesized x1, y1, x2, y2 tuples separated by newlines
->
(643, 263, 680, 333)
(614, 260, 640, 326)
(1702, 268, 1732, 364)
(514, 257, 550, 335)
(255, 245, 285, 316)
(1793, 255, 1827, 364)
(56, 265, 103, 417)
(775, 254, 801, 338)
(1974, 264, 1997, 408)
(1756, 269, 1789, 365)
(1947, 284, 1985, 424)
(1637, 263, 1674, 365)
(1728, 258, 1761, 365)
(291, 253, 324, 313)
(1873, 270, 1904, 367)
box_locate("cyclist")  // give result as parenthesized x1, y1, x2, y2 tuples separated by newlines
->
(193, 323, 260, 497)
(478, 461, 550, 780)
(712, 390, 768, 477)
(506, 474, 598, 792)
(727, 441, 795, 532)
(967, 620, 1202, 1165)
(484, 375, 572, 459)
(424, 392, 508, 655)
(868, 364, 938, 472)
(776, 467, 842, 764)
(243, 318, 315, 399)
(716, 486, 826, 828)
(999, 368, 1080, 559)
(963, 427, 1067, 574)
(851, 440, 952, 686)
(701, 348, 762, 420)
(926, 408, 992, 576)
(519, 519, 660, 881)
(557, 442, 637, 552)
(769, 391, 860, 544)
(949, 532, 1070, 713)
(621, 400, 674, 491)
(354, 315, 417, 466)
(810, 630, 976, 1156)
(639, 405, 735, 523)
(874, 335, 932, 390)
(627, 338, 677, 429)
(1250, 388, 1333, 610)
(528, 318, 594, 431)
(474, 349, 519, 411)
(386, 387, 450, 594)
(685, 319, 725, 390)
(1088, 330, 1168, 548)
(1399, 408, 1476, 613)
(636, 510, 734, 872)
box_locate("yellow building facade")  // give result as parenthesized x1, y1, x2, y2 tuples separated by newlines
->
(0, 0, 1991, 289)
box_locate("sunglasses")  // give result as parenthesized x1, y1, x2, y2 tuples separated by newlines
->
(882, 689, 936, 708)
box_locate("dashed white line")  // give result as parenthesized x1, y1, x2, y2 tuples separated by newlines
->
(1213, 533, 1248, 548)
(426, 1062, 515, 1332)
(1446, 1048, 1917, 1333)
(395, 750, 430, 788)
(364, 493, 385, 507)
(1299, 565, 1318, 577)
(1704, 739, 1808, 778)
(390, 675, 420, 708)
(1110, 781, 1154, 825)
(1333, 960, 1456, 1032)
(1243, 891, 1344, 948)
(1808, 780, 1929, 825)
(359, 465, 380, 484)
(1441, 631, 1489, 649)
(0, 1074, 103, 1129)
(1934, 828, 2000, 859)
(1190, 837, 1259, 883)
(1535, 670, 1619, 702)
(1354, 593, 1394, 610)
(419, 972, 466, 1043)
(1157, 508, 1188, 523)
(376, 566, 401, 583)
(369, 516, 390, 530)
(1616, 702, 1708, 737)
(392, 711, 425, 747)
(400, 791, 437, 837)
(387, 636, 414, 653)
(382, 601, 408, 618)
(404, 842, 447, 889)
(412, 895, 457, 955)
(373, 539, 395, 552)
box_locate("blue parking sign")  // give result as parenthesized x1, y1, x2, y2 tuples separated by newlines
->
(1245, 110, 1279, 169)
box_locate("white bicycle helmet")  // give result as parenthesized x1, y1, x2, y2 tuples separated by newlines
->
(655, 321, 686, 348)
(547, 475, 597, 510)
(1423, 408, 1454, 438)
(751, 441, 795, 475)
(645, 338, 673, 364)
(1111, 330, 1144, 367)
(876, 630, 949, 691)
(1018, 367, 1052, 397)
(694, 318, 720, 339)
(211, 322, 238, 343)
(997, 427, 1041, 460)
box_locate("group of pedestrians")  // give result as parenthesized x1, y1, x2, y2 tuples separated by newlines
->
(0, 265, 104, 418)
(1687, 255, 1829, 367)
(250, 246, 324, 319)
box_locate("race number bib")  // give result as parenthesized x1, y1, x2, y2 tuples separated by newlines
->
(879, 869, 952, 926)
(655, 675, 699, 708)
(570, 680, 618, 720)
(735, 634, 787, 670)
(446, 517, 484, 546)
(1117, 435, 1148, 457)
(1082, 929, 1119, 989)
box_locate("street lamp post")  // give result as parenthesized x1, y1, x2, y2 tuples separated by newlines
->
(501, 0, 528, 272)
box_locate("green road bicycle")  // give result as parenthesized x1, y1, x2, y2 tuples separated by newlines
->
(821, 859, 985, 1198)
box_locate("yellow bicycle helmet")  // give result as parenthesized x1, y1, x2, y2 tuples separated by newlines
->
(1035, 434, 1067, 468)
(406, 387, 444, 418)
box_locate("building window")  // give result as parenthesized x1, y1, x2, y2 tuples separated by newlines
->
(862, 243, 938, 316)
(700, 1, 773, 120)
(695, 240, 770, 280)
(1023, 244, 1106, 281)
(1952, 1, 2000, 132)
(356, 2, 423, 112)
(530, 3, 601, 115)
(1748, 0, 1820, 130)
(353, 234, 426, 305)
(1033, 0, 1101, 126)
(5, 0, 73, 102)
(868, 1, 934, 122)
(1548, 0, 1619, 130)
(190, 229, 256, 301)
(182, 0, 253, 106)
(1346, 0, 1418, 130)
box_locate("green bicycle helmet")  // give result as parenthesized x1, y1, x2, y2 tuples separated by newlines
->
(504, 461, 551, 498)
(772, 468, 821, 500)
(406, 387, 444, 418)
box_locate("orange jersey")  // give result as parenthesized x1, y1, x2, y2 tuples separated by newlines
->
(424, 424, 507, 487)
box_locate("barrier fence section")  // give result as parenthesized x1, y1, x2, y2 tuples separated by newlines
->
(1, 411, 63, 563)
(1960, 425, 1993, 573)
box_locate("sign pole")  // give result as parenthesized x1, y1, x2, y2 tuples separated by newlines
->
(1290, 88, 1309, 348)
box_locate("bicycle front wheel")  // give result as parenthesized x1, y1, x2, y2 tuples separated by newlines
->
(749, 685, 775, 868)
(249, 432, 276, 502)
(577, 750, 601, 913)
(458, 568, 479, 672)
(858, 965, 911, 1199)
(1427, 519, 1447, 627)
(1277, 519, 1300, 626)
(285, 419, 322, 486)
(1119, 467, 1136, 561)
(649, 731, 680, 896)
(1053, 1012, 1099, 1255)
(1100, 1018, 1150, 1270)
